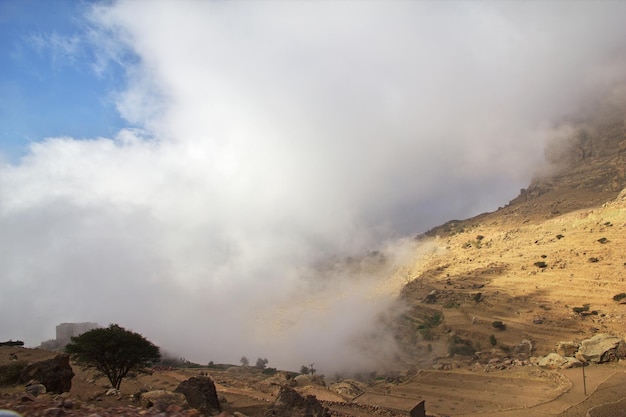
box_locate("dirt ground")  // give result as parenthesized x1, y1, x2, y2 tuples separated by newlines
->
(2, 346, 626, 417)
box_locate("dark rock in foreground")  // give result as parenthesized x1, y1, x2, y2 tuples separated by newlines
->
(264, 386, 329, 417)
(19, 354, 74, 394)
(175, 376, 222, 415)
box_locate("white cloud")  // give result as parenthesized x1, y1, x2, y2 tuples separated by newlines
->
(2, 0, 626, 372)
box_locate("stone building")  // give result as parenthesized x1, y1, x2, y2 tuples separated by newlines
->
(55, 322, 99, 345)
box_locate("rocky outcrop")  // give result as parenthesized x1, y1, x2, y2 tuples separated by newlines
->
(531, 334, 626, 369)
(140, 390, 188, 410)
(556, 341, 579, 357)
(328, 380, 365, 399)
(264, 386, 329, 417)
(293, 374, 326, 387)
(24, 380, 47, 397)
(174, 376, 221, 415)
(512, 339, 534, 357)
(576, 334, 626, 363)
(532, 353, 581, 369)
(509, 97, 626, 211)
(19, 354, 74, 394)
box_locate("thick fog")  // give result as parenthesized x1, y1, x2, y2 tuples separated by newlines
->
(2, 1, 626, 372)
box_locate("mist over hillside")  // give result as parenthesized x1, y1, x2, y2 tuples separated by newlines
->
(2, 1, 626, 373)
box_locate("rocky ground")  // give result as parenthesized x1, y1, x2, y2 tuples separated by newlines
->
(2, 345, 626, 417)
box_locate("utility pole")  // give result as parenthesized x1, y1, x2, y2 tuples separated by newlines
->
(582, 362, 587, 396)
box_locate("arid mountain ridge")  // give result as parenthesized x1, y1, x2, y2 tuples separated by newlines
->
(392, 97, 626, 371)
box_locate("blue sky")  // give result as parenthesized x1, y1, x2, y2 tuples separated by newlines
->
(1, 0, 625, 370)
(0, 0, 128, 160)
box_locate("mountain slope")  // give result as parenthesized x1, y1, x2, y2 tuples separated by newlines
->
(395, 95, 626, 365)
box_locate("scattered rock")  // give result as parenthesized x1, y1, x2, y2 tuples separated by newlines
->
(105, 388, 120, 396)
(328, 380, 365, 399)
(20, 393, 37, 402)
(174, 376, 222, 415)
(556, 341, 579, 357)
(293, 374, 326, 387)
(42, 407, 63, 417)
(257, 371, 296, 390)
(139, 390, 188, 411)
(24, 380, 47, 397)
(532, 353, 581, 369)
(513, 339, 534, 357)
(576, 334, 626, 363)
(19, 354, 74, 394)
(263, 386, 329, 417)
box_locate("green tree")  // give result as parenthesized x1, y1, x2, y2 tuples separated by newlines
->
(255, 357, 268, 369)
(65, 324, 160, 390)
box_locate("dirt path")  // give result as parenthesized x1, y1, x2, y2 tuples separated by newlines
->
(455, 365, 623, 417)
(558, 369, 626, 417)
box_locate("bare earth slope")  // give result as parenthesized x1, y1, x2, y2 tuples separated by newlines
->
(384, 100, 626, 416)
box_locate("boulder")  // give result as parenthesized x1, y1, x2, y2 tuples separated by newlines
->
(533, 353, 581, 369)
(556, 341, 579, 357)
(264, 386, 329, 417)
(512, 339, 533, 357)
(140, 390, 188, 411)
(19, 354, 74, 394)
(24, 382, 47, 397)
(293, 374, 326, 387)
(175, 376, 221, 415)
(328, 380, 364, 399)
(576, 334, 626, 363)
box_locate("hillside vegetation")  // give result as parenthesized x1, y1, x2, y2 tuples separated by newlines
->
(393, 95, 626, 367)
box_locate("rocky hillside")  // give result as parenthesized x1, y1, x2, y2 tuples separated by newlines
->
(394, 96, 626, 368)
(510, 95, 626, 211)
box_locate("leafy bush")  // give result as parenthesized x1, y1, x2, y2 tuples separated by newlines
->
(492, 321, 506, 331)
(0, 361, 28, 386)
(573, 304, 590, 314)
(262, 367, 277, 375)
(447, 335, 476, 356)
(419, 328, 433, 341)
(443, 302, 460, 309)
(613, 293, 626, 302)
(417, 313, 442, 341)
(427, 313, 442, 327)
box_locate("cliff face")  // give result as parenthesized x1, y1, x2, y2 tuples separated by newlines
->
(421, 93, 626, 240)
(511, 97, 626, 207)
